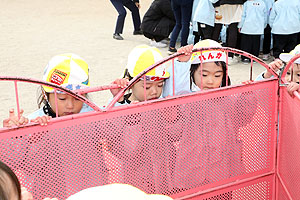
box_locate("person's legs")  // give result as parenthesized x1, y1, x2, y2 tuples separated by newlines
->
(212, 23, 222, 42)
(251, 35, 261, 58)
(272, 34, 285, 59)
(226, 23, 238, 58)
(179, 2, 193, 46)
(111, 0, 126, 34)
(240, 33, 251, 61)
(263, 25, 271, 55)
(284, 33, 298, 54)
(169, 0, 182, 49)
(123, 0, 141, 32)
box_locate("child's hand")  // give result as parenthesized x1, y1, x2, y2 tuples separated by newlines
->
(110, 78, 129, 101)
(30, 116, 52, 126)
(3, 109, 29, 128)
(242, 80, 254, 85)
(21, 187, 33, 200)
(264, 59, 283, 78)
(286, 82, 299, 96)
(178, 44, 193, 62)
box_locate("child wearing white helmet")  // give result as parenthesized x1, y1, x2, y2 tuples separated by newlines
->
(162, 40, 257, 191)
(3, 53, 93, 127)
(110, 45, 169, 106)
(163, 39, 231, 96)
(256, 44, 300, 96)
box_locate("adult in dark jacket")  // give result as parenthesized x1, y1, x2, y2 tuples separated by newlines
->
(141, 0, 175, 48)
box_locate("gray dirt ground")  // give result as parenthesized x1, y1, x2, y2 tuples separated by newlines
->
(0, 0, 269, 124)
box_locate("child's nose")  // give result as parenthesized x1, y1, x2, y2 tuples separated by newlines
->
(66, 99, 74, 109)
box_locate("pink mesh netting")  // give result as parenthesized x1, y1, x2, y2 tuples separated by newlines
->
(277, 88, 300, 199)
(0, 80, 277, 200)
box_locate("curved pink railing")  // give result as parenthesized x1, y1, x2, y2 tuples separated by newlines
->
(106, 47, 278, 111)
(279, 53, 300, 99)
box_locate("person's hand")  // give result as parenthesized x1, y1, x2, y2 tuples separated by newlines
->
(30, 115, 52, 126)
(242, 80, 254, 85)
(21, 187, 33, 200)
(110, 78, 129, 103)
(264, 58, 283, 78)
(177, 44, 193, 63)
(3, 109, 29, 128)
(286, 82, 299, 96)
(135, 2, 140, 9)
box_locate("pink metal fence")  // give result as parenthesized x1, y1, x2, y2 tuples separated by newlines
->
(277, 54, 300, 199)
(2, 48, 299, 200)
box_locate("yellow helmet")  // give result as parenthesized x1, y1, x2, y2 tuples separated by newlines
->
(126, 45, 169, 81)
(191, 39, 226, 64)
(42, 53, 89, 93)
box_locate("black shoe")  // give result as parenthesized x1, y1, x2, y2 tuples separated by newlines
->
(168, 47, 177, 55)
(113, 33, 123, 40)
(133, 30, 143, 35)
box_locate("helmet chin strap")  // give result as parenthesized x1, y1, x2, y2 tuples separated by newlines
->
(41, 88, 56, 118)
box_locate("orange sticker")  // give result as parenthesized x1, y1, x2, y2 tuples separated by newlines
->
(50, 69, 67, 85)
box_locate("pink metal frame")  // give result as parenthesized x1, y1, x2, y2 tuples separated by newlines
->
(1, 48, 299, 200)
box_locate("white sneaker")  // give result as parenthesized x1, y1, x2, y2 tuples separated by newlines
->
(150, 40, 167, 48)
(160, 39, 169, 44)
(228, 56, 238, 65)
(262, 54, 270, 61)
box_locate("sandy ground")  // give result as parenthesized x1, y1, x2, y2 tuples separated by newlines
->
(0, 0, 268, 123)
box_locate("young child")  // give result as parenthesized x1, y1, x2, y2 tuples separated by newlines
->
(110, 45, 170, 106)
(238, 0, 267, 64)
(3, 53, 93, 127)
(256, 44, 300, 95)
(162, 39, 257, 192)
(0, 160, 57, 200)
(269, 0, 300, 59)
(163, 39, 231, 97)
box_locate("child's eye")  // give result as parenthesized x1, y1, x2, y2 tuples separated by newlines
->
(202, 74, 208, 77)
(58, 98, 66, 101)
(158, 84, 163, 87)
(287, 72, 291, 75)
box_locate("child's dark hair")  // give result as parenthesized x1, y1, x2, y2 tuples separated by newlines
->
(0, 161, 21, 200)
(190, 61, 231, 89)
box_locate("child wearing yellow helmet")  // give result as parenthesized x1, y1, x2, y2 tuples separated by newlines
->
(110, 45, 169, 106)
(3, 53, 93, 127)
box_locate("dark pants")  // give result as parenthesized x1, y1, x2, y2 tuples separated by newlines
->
(213, 23, 238, 57)
(263, 25, 272, 54)
(169, 0, 193, 48)
(193, 23, 214, 44)
(272, 33, 298, 58)
(240, 34, 261, 61)
(110, 0, 141, 34)
(143, 32, 165, 42)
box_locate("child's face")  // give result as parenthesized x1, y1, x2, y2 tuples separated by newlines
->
(193, 62, 224, 90)
(48, 93, 83, 116)
(130, 80, 164, 102)
(285, 63, 300, 83)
